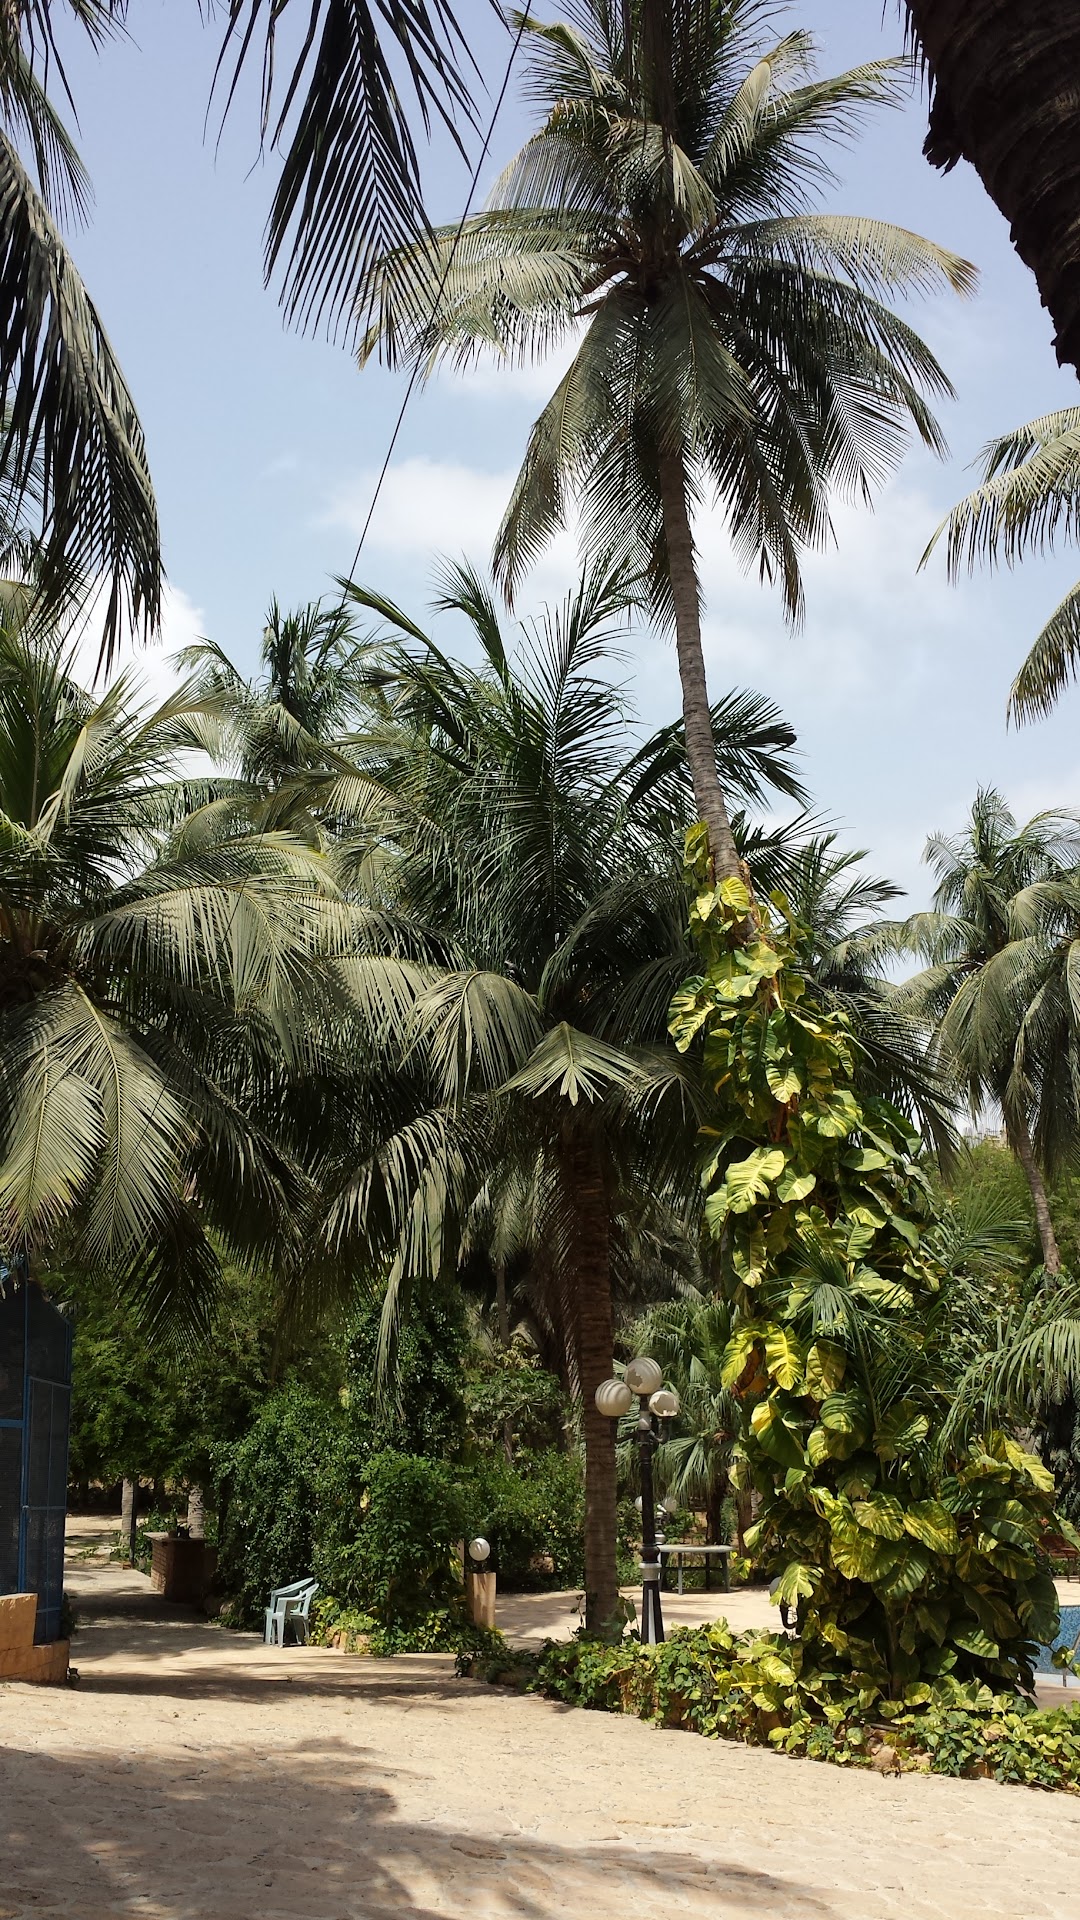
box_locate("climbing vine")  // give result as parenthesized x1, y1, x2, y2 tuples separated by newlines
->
(670, 826, 1071, 1699)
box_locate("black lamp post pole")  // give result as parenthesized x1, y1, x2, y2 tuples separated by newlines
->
(637, 1400, 664, 1645)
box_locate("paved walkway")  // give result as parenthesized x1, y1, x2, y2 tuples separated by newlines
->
(2, 1531, 1080, 1918)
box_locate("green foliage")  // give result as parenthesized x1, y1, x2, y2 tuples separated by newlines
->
(464, 1344, 567, 1460)
(670, 836, 1080, 1696)
(325, 1450, 471, 1628)
(469, 1451, 586, 1589)
(346, 1290, 467, 1461)
(311, 1591, 506, 1659)
(217, 1380, 342, 1626)
(510, 1626, 1080, 1792)
(66, 1260, 289, 1495)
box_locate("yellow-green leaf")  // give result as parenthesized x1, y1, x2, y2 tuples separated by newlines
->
(805, 1340, 846, 1398)
(903, 1500, 959, 1555)
(764, 1327, 804, 1390)
(854, 1493, 906, 1540)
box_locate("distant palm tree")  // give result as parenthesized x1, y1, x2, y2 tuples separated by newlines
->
(892, 788, 1080, 1273)
(926, 409, 1080, 721)
(182, 596, 371, 791)
(357, 0, 972, 876)
(625, 1292, 738, 1546)
(0, 606, 351, 1323)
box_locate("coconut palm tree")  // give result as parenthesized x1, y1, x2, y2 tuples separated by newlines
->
(316, 555, 807, 1624)
(925, 409, 1080, 722)
(892, 788, 1080, 1273)
(181, 595, 373, 794)
(356, 0, 972, 877)
(0, 606, 354, 1323)
(900, 3, 1080, 376)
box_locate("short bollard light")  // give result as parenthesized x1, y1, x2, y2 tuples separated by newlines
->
(465, 1536, 494, 1630)
(594, 1356, 682, 1645)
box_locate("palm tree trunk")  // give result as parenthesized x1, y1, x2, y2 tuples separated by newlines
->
(903, 1, 1080, 373)
(566, 1131, 619, 1632)
(1006, 1112, 1062, 1273)
(656, 445, 742, 880)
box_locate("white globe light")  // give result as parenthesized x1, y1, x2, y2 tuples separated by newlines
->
(649, 1388, 680, 1418)
(625, 1356, 663, 1397)
(468, 1537, 491, 1563)
(594, 1377, 633, 1418)
(661, 1493, 679, 1514)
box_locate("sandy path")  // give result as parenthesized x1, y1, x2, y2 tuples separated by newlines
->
(2, 1541, 1080, 1919)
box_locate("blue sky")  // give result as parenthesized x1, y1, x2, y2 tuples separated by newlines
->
(54, 1, 1080, 903)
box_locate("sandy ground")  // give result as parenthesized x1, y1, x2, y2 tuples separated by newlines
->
(1, 1525, 1079, 1919)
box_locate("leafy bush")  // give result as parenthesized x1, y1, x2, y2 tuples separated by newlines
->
(327, 1449, 472, 1626)
(469, 1451, 585, 1588)
(470, 1624, 1080, 1792)
(310, 1591, 506, 1658)
(464, 1345, 568, 1458)
(217, 1381, 343, 1625)
(346, 1290, 467, 1460)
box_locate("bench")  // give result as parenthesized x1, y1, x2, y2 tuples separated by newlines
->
(264, 1577, 319, 1646)
(658, 1544, 732, 1594)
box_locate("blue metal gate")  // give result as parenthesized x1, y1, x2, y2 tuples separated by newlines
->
(0, 1268, 72, 1643)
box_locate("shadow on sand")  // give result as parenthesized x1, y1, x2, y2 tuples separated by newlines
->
(0, 1730, 834, 1920)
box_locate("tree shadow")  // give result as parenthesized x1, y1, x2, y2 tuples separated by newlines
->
(1, 1730, 835, 1919)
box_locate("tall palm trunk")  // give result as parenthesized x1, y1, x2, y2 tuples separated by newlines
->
(904, 1, 1080, 373)
(567, 1130, 619, 1631)
(1006, 1110, 1062, 1273)
(656, 445, 742, 879)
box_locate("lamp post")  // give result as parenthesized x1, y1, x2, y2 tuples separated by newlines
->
(595, 1357, 681, 1645)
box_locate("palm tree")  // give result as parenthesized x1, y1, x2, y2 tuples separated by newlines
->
(0, 4, 161, 656)
(925, 409, 1080, 721)
(782, 833, 958, 1158)
(0, 606, 353, 1322)
(318, 555, 807, 1624)
(356, 0, 972, 878)
(901, 3, 1080, 376)
(181, 595, 372, 791)
(893, 788, 1080, 1273)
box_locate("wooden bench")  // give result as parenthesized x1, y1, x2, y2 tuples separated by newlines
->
(264, 1577, 319, 1646)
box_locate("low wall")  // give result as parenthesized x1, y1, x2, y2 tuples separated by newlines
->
(0, 1592, 69, 1684)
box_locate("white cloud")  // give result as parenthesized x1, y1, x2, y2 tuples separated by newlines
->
(317, 455, 579, 605)
(70, 582, 207, 710)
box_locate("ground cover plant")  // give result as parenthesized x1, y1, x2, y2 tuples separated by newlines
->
(459, 1621, 1080, 1792)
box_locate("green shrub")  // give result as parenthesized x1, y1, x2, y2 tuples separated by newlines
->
(468, 1451, 585, 1588)
(331, 1449, 472, 1626)
(217, 1380, 343, 1625)
(311, 1590, 505, 1658)
(477, 1624, 1080, 1792)
(346, 1290, 467, 1460)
